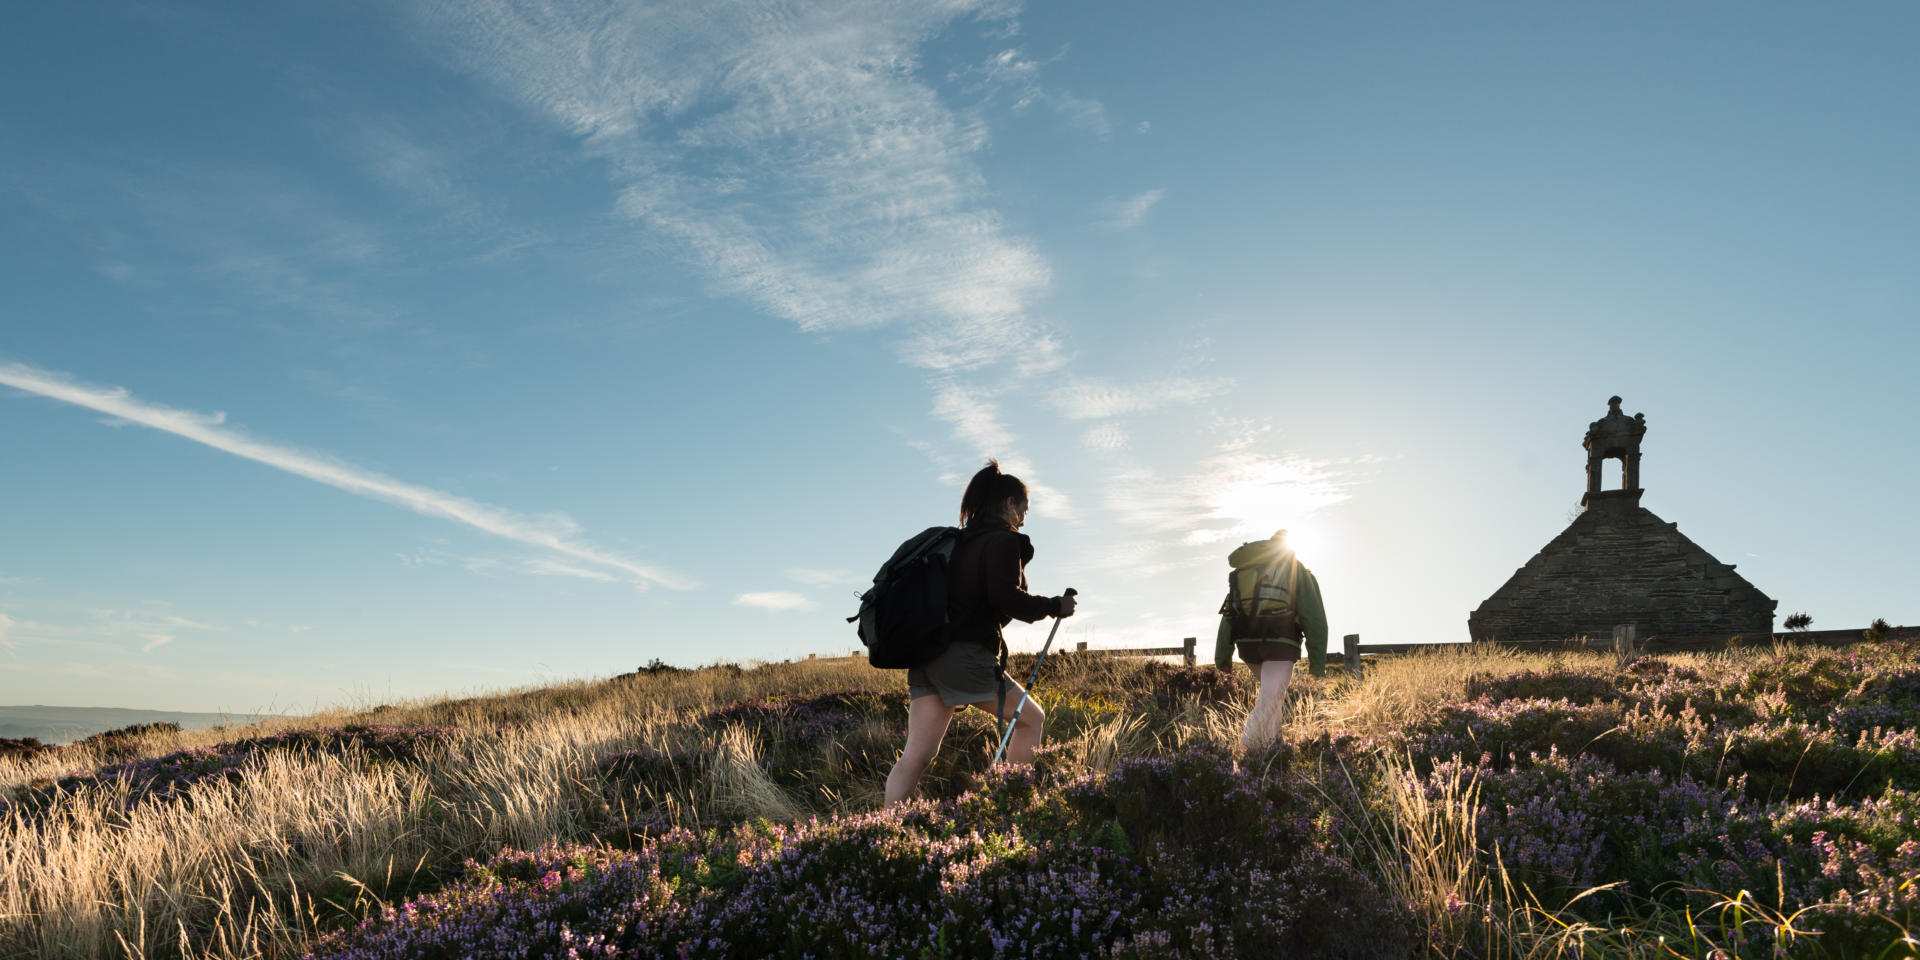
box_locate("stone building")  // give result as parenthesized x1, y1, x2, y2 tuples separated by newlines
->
(1468, 397, 1776, 645)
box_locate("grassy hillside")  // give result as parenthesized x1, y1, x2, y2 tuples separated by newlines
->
(2, 642, 1916, 959)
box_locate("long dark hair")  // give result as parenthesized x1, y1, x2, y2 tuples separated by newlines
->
(959, 459, 1028, 526)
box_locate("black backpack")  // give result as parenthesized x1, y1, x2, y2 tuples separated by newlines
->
(848, 526, 962, 669)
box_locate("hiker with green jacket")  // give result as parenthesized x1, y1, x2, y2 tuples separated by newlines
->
(1214, 529, 1327, 747)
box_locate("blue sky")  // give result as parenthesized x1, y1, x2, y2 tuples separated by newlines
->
(2, 2, 1914, 713)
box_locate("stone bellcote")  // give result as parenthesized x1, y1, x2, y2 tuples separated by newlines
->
(1583, 395, 1647, 509)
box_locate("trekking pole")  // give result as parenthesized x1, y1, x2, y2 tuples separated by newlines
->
(991, 588, 1075, 765)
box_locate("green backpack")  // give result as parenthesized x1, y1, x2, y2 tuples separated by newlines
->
(1221, 555, 1302, 641)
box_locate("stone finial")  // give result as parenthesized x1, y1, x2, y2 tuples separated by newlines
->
(1583, 395, 1647, 507)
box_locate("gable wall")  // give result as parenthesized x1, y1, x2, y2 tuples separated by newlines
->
(1469, 497, 1776, 644)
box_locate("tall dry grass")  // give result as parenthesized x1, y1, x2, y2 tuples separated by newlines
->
(1, 645, 1787, 959)
(1, 657, 898, 959)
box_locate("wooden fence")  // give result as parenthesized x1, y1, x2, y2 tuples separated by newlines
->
(1067, 623, 1912, 679)
(1068, 634, 1479, 675)
(1332, 624, 1751, 678)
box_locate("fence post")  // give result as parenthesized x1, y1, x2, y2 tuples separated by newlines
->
(1182, 637, 1196, 667)
(1076, 641, 1087, 652)
(1613, 623, 1636, 658)
(1343, 634, 1362, 679)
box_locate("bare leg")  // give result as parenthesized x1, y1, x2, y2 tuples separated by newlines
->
(972, 679, 1047, 764)
(1240, 659, 1296, 749)
(885, 694, 959, 806)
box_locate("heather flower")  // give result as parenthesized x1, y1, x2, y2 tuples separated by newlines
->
(306, 743, 1412, 960)
(1461, 668, 1622, 706)
(1401, 646, 1920, 956)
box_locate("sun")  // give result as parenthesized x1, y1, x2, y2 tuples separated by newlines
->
(1273, 518, 1333, 563)
(1196, 456, 1344, 562)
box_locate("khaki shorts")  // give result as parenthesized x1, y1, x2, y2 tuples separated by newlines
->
(906, 642, 1007, 707)
(1237, 640, 1301, 665)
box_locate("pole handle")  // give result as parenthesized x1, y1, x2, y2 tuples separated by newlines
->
(992, 588, 1076, 766)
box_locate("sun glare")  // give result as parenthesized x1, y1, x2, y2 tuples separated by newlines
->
(1184, 454, 1346, 562)
(1274, 518, 1332, 563)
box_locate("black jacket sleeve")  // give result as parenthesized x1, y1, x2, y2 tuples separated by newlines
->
(982, 532, 1058, 624)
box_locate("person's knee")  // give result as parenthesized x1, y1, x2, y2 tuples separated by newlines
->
(1016, 701, 1046, 731)
(904, 735, 940, 763)
(901, 737, 941, 769)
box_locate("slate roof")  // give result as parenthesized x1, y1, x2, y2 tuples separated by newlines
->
(1469, 494, 1776, 645)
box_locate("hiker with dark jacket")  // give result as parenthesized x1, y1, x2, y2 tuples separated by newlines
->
(884, 460, 1075, 806)
(1214, 529, 1327, 748)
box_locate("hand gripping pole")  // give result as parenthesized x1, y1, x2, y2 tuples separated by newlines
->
(991, 588, 1075, 765)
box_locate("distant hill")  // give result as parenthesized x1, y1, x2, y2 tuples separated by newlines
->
(0, 705, 276, 745)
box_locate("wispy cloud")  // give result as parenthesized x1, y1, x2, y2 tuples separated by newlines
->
(419, 2, 1050, 342)
(0, 574, 31, 586)
(1180, 452, 1354, 545)
(413, 548, 634, 585)
(734, 591, 817, 612)
(114, 167, 404, 335)
(1099, 189, 1164, 231)
(0, 614, 119, 653)
(338, 112, 485, 226)
(932, 380, 1018, 453)
(1050, 377, 1228, 421)
(411, 0, 1076, 489)
(0, 657, 299, 700)
(966, 47, 1111, 138)
(0, 361, 693, 590)
(1083, 424, 1129, 451)
(1105, 449, 1353, 545)
(524, 558, 620, 583)
(294, 69, 551, 260)
(919, 381, 1071, 517)
(1048, 91, 1111, 138)
(405, 1, 1352, 554)
(0, 606, 211, 657)
(786, 568, 863, 587)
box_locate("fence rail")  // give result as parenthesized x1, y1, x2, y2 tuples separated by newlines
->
(1065, 624, 1912, 680)
(1073, 638, 1197, 667)
(1068, 633, 1620, 675)
(1323, 624, 1914, 678)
